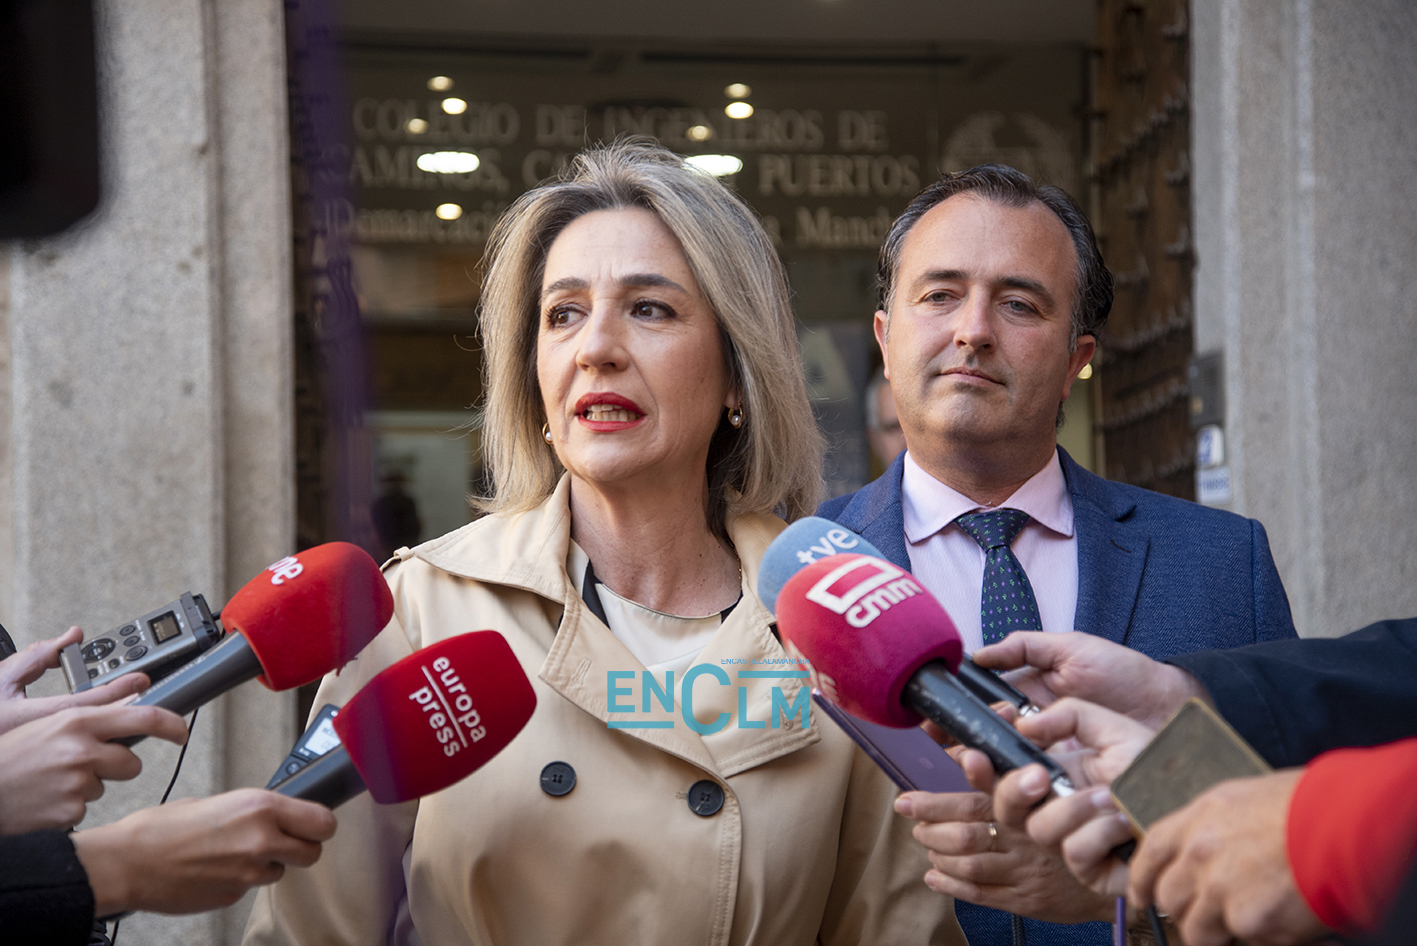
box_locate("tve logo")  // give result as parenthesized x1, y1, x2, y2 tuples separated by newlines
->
(792, 526, 862, 565)
(266, 555, 304, 585)
(805, 556, 923, 628)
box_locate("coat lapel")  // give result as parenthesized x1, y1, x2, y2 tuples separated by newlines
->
(1063, 450, 1150, 646)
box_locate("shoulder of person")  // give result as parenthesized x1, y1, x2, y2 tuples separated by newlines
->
(1063, 449, 1261, 538)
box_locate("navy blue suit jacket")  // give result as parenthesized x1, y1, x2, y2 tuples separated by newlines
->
(818, 448, 1298, 946)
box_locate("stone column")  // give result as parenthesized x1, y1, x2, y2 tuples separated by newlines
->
(1192, 0, 1417, 637)
(2, 0, 295, 942)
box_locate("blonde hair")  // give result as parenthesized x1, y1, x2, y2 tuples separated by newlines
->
(475, 139, 824, 535)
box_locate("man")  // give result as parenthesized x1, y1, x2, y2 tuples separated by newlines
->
(819, 164, 1297, 946)
(865, 368, 908, 469)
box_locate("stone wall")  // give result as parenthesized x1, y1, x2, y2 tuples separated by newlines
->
(1192, 0, 1417, 637)
(1, 0, 296, 941)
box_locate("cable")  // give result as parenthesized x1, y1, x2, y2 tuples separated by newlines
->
(159, 707, 198, 805)
(110, 706, 199, 945)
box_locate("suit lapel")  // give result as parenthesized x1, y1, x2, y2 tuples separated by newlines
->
(835, 453, 912, 572)
(1063, 450, 1150, 646)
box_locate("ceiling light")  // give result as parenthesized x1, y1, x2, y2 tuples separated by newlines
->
(417, 151, 481, 174)
(441, 97, 468, 115)
(724, 83, 751, 99)
(428, 76, 454, 91)
(435, 203, 463, 220)
(686, 124, 713, 142)
(724, 101, 754, 120)
(685, 154, 743, 177)
(405, 118, 429, 135)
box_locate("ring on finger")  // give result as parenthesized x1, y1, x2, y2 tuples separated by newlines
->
(986, 821, 999, 853)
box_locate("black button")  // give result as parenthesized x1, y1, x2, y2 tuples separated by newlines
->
(540, 761, 576, 797)
(120, 624, 137, 636)
(125, 645, 148, 661)
(284, 761, 302, 776)
(86, 669, 98, 679)
(687, 779, 724, 817)
(123, 636, 141, 647)
(81, 639, 115, 662)
(107, 658, 121, 669)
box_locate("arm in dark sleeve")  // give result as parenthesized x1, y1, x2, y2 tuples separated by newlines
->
(0, 829, 96, 946)
(1169, 618, 1417, 768)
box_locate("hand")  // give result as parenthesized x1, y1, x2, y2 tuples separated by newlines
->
(0, 704, 188, 833)
(1127, 770, 1328, 946)
(997, 698, 1157, 897)
(895, 788, 1114, 924)
(0, 627, 151, 735)
(972, 632, 1208, 729)
(72, 789, 338, 916)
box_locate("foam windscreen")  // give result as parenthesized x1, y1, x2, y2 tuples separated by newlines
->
(757, 517, 889, 616)
(333, 631, 536, 804)
(777, 553, 963, 727)
(221, 542, 394, 691)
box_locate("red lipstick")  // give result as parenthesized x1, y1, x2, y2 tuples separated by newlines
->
(573, 392, 645, 432)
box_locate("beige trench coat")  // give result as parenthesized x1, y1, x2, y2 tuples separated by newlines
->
(243, 478, 965, 946)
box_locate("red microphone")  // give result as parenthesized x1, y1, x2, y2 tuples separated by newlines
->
(778, 553, 1075, 796)
(121, 543, 393, 740)
(271, 631, 536, 807)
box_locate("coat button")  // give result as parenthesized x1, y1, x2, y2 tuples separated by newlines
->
(540, 761, 576, 797)
(687, 779, 724, 817)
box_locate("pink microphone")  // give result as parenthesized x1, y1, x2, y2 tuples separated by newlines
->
(777, 553, 1075, 795)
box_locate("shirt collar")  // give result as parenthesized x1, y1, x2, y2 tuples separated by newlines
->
(901, 449, 1074, 544)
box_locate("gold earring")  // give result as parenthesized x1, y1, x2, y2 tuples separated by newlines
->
(729, 406, 744, 429)
(542, 422, 553, 444)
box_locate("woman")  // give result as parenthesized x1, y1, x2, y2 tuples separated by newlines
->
(244, 141, 963, 946)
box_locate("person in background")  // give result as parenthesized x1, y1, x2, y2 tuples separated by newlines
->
(245, 140, 965, 946)
(821, 164, 1297, 946)
(865, 368, 908, 470)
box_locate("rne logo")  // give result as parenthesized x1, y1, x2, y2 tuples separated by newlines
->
(267, 555, 304, 585)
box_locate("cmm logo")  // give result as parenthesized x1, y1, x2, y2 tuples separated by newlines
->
(266, 555, 304, 585)
(805, 556, 923, 628)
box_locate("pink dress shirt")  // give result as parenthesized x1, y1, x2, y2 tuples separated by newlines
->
(901, 450, 1078, 655)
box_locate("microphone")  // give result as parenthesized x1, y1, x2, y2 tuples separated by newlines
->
(776, 552, 1075, 798)
(271, 631, 536, 807)
(120, 543, 394, 742)
(758, 518, 1038, 715)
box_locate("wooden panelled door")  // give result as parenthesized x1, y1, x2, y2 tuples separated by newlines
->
(1090, 0, 1196, 499)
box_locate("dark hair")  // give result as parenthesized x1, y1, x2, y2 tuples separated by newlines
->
(876, 164, 1113, 345)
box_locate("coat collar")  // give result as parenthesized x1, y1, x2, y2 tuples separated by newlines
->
(408, 476, 820, 778)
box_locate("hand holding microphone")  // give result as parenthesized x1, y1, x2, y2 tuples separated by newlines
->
(0, 703, 188, 834)
(71, 788, 338, 918)
(0, 626, 152, 736)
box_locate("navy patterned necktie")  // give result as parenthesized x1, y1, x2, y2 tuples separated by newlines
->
(956, 509, 1042, 645)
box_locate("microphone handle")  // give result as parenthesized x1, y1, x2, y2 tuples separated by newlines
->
(115, 633, 264, 746)
(904, 661, 1075, 797)
(270, 745, 367, 809)
(956, 657, 1040, 715)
